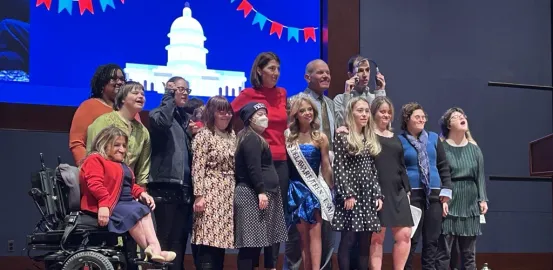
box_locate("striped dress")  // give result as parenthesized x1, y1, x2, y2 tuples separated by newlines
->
(441, 141, 488, 236)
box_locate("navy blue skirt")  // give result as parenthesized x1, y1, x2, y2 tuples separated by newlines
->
(107, 164, 150, 234)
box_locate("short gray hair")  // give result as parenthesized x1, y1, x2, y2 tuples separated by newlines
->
(114, 81, 144, 110)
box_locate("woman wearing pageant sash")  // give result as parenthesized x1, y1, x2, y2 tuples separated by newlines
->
(234, 102, 288, 270)
(285, 95, 334, 270)
(369, 97, 413, 270)
(332, 96, 383, 270)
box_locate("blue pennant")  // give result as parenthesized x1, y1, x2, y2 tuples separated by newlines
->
(287, 27, 299, 42)
(58, 0, 73, 14)
(99, 0, 115, 11)
(252, 12, 267, 30)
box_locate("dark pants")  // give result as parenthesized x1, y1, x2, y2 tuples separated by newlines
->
(405, 200, 443, 270)
(436, 234, 477, 270)
(153, 202, 193, 270)
(450, 237, 462, 270)
(338, 231, 372, 270)
(284, 221, 335, 270)
(238, 247, 263, 270)
(195, 245, 225, 270)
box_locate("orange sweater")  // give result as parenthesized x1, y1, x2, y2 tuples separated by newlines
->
(69, 99, 141, 165)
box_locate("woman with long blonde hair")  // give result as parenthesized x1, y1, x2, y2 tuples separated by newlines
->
(285, 95, 334, 270)
(332, 96, 383, 270)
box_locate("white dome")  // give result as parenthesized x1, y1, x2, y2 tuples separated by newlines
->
(169, 3, 204, 37)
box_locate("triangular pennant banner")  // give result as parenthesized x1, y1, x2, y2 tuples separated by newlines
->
(270, 22, 284, 39)
(303, 27, 316, 42)
(36, 0, 52, 10)
(287, 27, 299, 42)
(99, 0, 115, 12)
(58, 0, 73, 14)
(252, 12, 267, 30)
(78, 0, 94, 14)
(237, 0, 253, 18)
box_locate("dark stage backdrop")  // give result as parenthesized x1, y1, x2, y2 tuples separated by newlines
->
(360, 0, 553, 252)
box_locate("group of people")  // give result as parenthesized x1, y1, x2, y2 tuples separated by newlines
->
(69, 52, 488, 270)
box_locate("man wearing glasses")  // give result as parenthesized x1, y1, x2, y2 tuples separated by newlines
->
(148, 76, 197, 270)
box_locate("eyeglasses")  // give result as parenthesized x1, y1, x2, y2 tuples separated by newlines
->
(175, 87, 192, 94)
(412, 115, 427, 122)
(450, 114, 467, 121)
(217, 110, 233, 116)
(110, 76, 125, 84)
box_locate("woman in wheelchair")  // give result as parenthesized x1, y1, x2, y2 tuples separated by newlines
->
(79, 125, 176, 263)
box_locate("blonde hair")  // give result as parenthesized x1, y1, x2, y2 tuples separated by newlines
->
(286, 94, 323, 145)
(344, 97, 381, 156)
(370, 96, 395, 131)
(439, 107, 477, 144)
(88, 126, 128, 160)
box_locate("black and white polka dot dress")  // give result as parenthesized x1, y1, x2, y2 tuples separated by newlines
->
(331, 133, 383, 232)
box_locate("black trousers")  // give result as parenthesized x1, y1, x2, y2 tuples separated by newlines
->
(450, 237, 462, 270)
(338, 231, 372, 270)
(436, 234, 477, 270)
(153, 202, 193, 270)
(238, 247, 263, 270)
(195, 245, 225, 270)
(284, 220, 335, 270)
(405, 200, 443, 270)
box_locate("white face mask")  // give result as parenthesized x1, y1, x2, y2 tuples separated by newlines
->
(254, 115, 269, 129)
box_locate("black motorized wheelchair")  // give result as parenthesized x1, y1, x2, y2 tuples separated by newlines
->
(26, 154, 170, 270)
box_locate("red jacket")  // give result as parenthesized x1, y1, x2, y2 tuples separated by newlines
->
(231, 86, 288, 161)
(79, 153, 144, 214)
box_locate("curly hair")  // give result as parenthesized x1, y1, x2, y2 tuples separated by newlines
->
(439, 107, 477, 144)
(286, 94, 323, 146)
(400, 102, 426, 131)
(90, 64, 124, 98)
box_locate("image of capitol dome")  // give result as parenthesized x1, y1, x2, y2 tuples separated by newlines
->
(124, 2, 247, 97)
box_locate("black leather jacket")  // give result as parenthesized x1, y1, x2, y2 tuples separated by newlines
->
(147, 94, 193, 203)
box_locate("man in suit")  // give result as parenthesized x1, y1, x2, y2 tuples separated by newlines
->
(285, 59, 336, 270)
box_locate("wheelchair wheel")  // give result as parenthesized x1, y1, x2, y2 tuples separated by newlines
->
(62, 251, 114, 270)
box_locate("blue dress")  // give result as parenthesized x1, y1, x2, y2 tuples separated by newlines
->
(287, 144, 322, 225)
(107, 164, 151, 234)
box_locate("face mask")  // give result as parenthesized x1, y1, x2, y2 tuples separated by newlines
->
(254, 115, 269, 129)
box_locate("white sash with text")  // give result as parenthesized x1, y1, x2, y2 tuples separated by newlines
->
(287, 142, 335, 222)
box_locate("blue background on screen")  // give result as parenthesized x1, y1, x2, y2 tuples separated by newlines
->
(0, 0, 321, 109)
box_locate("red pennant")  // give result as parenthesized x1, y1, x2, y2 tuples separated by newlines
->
(270, 22, 284, 39)
(78, 0, 94, 14)
(36, 0, 52, 10)
(303, 27, 316, 42)
(237, 0, 253, 18)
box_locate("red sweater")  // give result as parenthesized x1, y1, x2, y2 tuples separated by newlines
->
(79, 154, 145, 214)
(232, 87, 288, 161)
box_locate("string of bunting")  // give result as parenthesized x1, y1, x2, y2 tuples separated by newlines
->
(231, 0, 317, 42)
(36, 0, 124, 15)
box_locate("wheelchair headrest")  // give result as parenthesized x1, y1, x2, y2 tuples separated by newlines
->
(55, 164, 81, 211)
